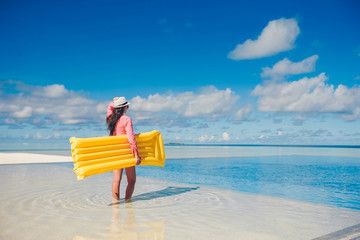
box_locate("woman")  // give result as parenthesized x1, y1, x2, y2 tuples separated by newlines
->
(106, 96, 142, 203)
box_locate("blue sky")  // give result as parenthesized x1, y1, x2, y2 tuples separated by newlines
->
(1, 0, 360, 149)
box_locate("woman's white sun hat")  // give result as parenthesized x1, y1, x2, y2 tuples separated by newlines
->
(113, 97, 130, 108)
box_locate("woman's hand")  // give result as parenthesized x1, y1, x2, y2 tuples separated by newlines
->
(113, 97, 119, 102)
(134, 151, 142, 165)
(136, 156, 142, 165)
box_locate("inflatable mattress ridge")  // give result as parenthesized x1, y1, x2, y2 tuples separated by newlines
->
(69, 130, 165, 180)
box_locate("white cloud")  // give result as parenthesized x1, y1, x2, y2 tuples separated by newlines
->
(131, 86, 240, 120)
(32, 132, 61, 140)
(0, 81, 107, 126)
(222, 132, 231, 141)
(343, 107, 360, 121)
(34, 132, 52, 140)
(1, 82, 243, 129)
(12, 106, 33, 118)
(4, 118, 16, 124)
(234, 105, 253, 121)
(293, 115, 307, 125)
(252, 73, 360, 119)
(261, 55, 319, 80)
(228, 18, 300, 60)
(198, 132, 231, 143)
(42, 84, 68, 98)
(199, 134, 215, 142)
(258, 135, 269, 139)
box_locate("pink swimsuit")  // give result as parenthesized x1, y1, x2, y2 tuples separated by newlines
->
(107, 102, 138, 155)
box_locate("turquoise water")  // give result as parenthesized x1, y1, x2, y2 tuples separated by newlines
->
(51, 153, 360, 210)
(135, 155, 360, 210)
(5, 145, 360, 210)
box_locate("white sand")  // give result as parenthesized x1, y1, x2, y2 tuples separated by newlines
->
(0, 163, 360, 240)
(0, 152, 73, 164)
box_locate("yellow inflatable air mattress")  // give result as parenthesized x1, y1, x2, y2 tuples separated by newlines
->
(69, 130, 165, 180)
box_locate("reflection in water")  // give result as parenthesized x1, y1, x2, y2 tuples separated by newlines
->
(73, 203, 165, 240)
(104, 202, 165, 239)
(74, 187, 199, 239)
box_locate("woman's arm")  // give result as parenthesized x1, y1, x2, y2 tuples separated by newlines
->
(124, 117, 142, 165)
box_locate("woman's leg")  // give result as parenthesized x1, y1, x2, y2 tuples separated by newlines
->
(124, 166, 136, 202)
(112, 169, 123, 200)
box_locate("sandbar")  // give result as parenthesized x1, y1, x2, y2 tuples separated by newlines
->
(1, 151, 360, 239)
(0, 163, 360, 239)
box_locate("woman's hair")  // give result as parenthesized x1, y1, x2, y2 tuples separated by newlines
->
(107, 107, 126, 136)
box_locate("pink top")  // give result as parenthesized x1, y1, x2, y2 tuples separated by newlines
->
(107, 102, 138, 154)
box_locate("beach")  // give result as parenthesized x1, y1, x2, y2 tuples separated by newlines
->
(1, 146, 360, 239)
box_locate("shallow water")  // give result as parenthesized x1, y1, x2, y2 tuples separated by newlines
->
(1, 163, 360, 240)
(136, 155, 360, 210)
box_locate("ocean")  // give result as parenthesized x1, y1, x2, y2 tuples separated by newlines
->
(137, 155, 360, 210)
